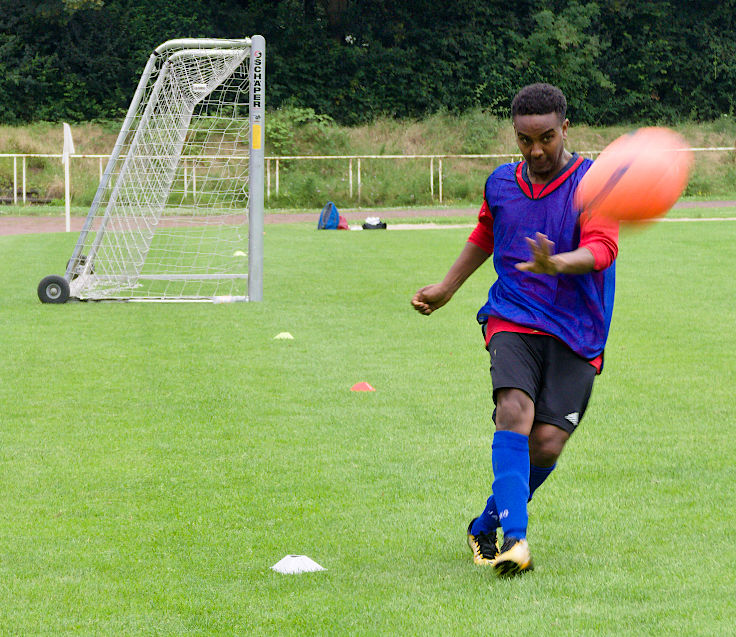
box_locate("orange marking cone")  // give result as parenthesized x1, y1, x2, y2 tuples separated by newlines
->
(351, 382, 375, 392)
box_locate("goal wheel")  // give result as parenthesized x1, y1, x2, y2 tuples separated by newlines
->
(37, 275, 70, 304)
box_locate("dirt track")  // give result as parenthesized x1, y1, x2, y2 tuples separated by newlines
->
(1, 200, 735, 236)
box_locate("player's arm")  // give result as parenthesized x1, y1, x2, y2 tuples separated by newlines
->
(516, 214, 619, 276)
(411, 241, 490, 315)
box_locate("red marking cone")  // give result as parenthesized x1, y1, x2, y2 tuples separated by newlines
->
(351, 382, 375, 392)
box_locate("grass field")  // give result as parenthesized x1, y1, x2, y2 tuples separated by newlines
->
(1, 219, 735, 635)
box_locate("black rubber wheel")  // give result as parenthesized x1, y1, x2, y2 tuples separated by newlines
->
(38, 275, 70, 304)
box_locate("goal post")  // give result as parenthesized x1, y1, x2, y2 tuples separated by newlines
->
(37, 36, 265, 303)
(248, 35, 265, 302)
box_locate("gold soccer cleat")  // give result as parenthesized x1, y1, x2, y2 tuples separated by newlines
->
(493, 537, 534, 577)
(466, 518, 500, 565)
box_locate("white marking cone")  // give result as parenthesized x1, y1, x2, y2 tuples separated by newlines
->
(271, 555, 326, 574)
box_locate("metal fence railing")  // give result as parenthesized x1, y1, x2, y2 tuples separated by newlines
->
(1, 151, 532, 206)
(1, 147, 734, 230)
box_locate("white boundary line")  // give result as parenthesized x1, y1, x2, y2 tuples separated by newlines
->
(351, 217, 736, 231)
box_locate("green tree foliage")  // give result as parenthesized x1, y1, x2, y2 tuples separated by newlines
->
(1, 0, 735, 125)
(508, 2, 614, 123)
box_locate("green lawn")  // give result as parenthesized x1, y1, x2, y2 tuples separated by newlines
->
(1, 221, 734, 635)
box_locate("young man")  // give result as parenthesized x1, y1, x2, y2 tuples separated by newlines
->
(411, 83, 618, 576)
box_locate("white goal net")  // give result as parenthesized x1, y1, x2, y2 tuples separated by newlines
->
(60, 37, 265, 302)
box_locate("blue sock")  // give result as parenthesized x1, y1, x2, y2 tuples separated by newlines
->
(470, 494, 500, 535)
(471, 462, 556, 534)
(470, 461, 557, 535)
(528, 463, 556, 502)
(491, 430, 530, 540)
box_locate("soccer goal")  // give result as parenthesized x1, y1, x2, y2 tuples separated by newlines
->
(37, 36, 265, 303)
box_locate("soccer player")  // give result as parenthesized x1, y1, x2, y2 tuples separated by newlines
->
(411, 83, 619, 576)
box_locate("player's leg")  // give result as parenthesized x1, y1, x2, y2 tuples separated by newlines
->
(526, 422, 570, 500)
(492, 408, 572, 576)
(490, 388, 536, 576)
(468, 387, 534, 564)
(491, 335, 595, 576)
(471, 421, 566, 550)
(529, 336, 597, 472)
(488, 333, 541, 546)
(494, 338, 597, 573)
(489, 332, 540, 554)
(467, 332, 540, 566)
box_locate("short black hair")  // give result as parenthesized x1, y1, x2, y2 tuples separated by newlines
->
(511, 83, 567, 121)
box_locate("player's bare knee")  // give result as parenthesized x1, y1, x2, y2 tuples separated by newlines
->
(495, 389, 534, 433)
(529, 442, 561, 466)
(529, 424, 568, 465)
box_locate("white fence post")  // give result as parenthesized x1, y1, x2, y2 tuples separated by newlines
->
(22, 156, 27, 204)
(430, 157, 434, 200)
(357, 158, 362, 202)
(349, 158, 353, 198)
(13, 156, 17, 204)
(267, 158, 271, 200)
(438, 158, 443, 204)
(62, 123, 75, 232)
(64, 159, 71, 231)
(275, 159, 279, 196)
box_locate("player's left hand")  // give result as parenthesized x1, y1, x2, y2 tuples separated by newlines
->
(516, 232, 559, 275)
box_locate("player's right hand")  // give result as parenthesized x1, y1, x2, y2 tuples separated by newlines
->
(411, 284, 453, 315)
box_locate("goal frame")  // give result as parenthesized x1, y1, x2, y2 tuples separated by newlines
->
(38, 36, 265, 303)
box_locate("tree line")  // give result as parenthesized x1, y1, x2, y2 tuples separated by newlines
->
(2, 0, 735, 126)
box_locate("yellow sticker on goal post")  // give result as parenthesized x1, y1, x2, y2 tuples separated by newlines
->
(252, 124, 262, 150)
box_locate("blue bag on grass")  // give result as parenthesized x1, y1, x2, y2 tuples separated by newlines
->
(318, 202, 348, 230)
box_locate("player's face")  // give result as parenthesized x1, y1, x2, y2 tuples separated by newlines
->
(513, 113, 570, 182)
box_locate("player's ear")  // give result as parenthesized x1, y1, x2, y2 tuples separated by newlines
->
(561, 118, 569, 141)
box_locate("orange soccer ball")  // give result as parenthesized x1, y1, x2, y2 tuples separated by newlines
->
(574, 127, 694, 222)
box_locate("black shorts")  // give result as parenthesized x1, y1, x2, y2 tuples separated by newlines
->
(486, 331, 597, 434)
